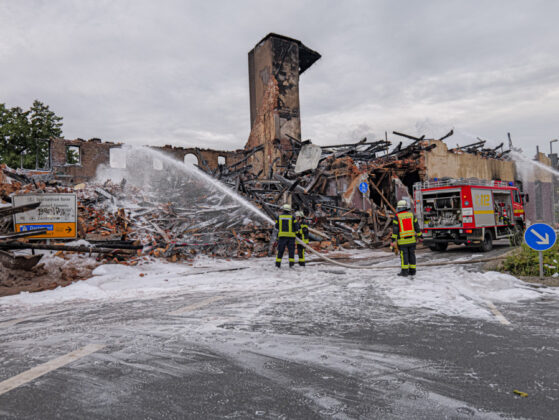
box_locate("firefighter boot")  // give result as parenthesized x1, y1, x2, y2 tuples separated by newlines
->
(289, 261, 295, 268)
(298, 261, 305, 267)
(275, 261, 281, 269)
(409, 268, 416, 276)
(397, 269, 409, 277)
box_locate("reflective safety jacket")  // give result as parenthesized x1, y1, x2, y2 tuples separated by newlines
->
(275, 213, 298, 238)
(392, 210, 421, 245)
(296, 222, 310, 243)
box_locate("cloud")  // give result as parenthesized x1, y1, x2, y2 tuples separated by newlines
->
(0, 0, 557, 155)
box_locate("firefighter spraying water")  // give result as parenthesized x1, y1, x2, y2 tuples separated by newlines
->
(274, 204, 299, 268)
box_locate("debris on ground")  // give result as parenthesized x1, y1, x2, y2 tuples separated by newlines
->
(1, 130, 517, 265)
(0, 129, 517, 295)
(0, 252, 98, 297)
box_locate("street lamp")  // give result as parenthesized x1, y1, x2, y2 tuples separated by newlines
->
(550, 139, 558, 155)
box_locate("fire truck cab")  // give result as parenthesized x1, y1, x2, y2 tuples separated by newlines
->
(413, 178, 526, 252)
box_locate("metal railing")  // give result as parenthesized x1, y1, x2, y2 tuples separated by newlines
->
(414, 178, 512, 191)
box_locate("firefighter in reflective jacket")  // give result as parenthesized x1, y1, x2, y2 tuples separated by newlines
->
(391, 200, 422, 276)
(275, 204, 299, 268)
(295, 211, 309, 266)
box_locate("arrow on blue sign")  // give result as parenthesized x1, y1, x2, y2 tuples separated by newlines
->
(359, 182, 368, 194)
(524, 223, 557, 251)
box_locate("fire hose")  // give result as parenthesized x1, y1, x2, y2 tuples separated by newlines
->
(295, 238, 509, 270)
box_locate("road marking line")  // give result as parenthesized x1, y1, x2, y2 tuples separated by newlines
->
(168, 296, 224, 315)
(0, 344, 105, 396)
(486, 301, 511, 325)
(0, 318, 27, 328)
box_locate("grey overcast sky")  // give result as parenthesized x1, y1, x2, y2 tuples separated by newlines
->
(1, 0, 558, 155)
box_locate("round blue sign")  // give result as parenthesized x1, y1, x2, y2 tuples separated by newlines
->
(524, 223, 557, 251)
(359, 182, 368, 193)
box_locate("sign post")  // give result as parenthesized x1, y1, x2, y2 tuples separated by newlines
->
(524, 223, 557, 279)
(359, 182, 369, 211)
(13, 193, 78, 240)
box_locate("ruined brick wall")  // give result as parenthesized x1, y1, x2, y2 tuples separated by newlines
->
(271, 35, 303, 151)
(424, 141, 516, 181)
(153, 145, 242, 172)
(245, 77, 281, 178)
(248, 38, 275, 129)
(50, 138, 119, 184)
(48, 138, 242, 183)
(246, 34, 320, 178)
(520, 153, 555, 224)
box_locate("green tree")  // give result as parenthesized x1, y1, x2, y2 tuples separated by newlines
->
(0, 106, 31, 169)
(0, 103, 11, 163)
(66, 146, 80, 164)
(0, 100, 63, 169)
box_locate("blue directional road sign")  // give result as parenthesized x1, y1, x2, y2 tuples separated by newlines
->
(359, 182, 368, 194)
(524, 223, 557, 251)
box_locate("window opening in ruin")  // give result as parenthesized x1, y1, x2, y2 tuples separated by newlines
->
(110, 147, 127, 169)
(66, 145, 80, 165)
(184, 153, 198, 166)
(11, 139, 51, 170)
(218, 156, 226, 166)
(153, 158, 163, 170)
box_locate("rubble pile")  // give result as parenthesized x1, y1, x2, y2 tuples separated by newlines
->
(214, 132, 452, 249)
(0, 164, 271, 271)
(79, 173, 272, 259)
(0, 252, 98, 297)
(1, 129, 516, 272)
(449, 138, 511, 159)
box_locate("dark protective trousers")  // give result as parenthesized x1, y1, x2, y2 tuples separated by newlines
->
(296, 244, 305, 265)
(399, 243, 416, 273)
(276, 237, 295, 266)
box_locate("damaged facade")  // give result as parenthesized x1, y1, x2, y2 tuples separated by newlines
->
(246, 33, 321, 178)
(2, 33, 556, 255)
(240, 34, 555, 225)
(21, 137, 245, 184)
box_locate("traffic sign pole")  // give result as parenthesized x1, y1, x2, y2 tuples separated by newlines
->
(523, 223, 556, 279)
(359, 182, 369, 211)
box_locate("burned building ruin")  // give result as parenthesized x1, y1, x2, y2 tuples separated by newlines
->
(246, 33, 321, 178)
(1, 33, 556, 227)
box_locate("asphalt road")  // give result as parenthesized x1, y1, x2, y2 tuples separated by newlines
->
(1, 243, 558, 419)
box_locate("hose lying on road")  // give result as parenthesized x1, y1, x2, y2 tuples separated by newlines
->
(296, 238, 510, 270)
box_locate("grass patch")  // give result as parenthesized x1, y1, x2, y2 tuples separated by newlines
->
(501, 243, 559, 277)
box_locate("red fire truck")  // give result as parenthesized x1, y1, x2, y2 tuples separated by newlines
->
(413, 178, 526, 252)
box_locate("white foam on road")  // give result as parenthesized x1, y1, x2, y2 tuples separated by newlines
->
(1, 253, 557, 322)
(168, 296, 225, 315)
(0, 344, 105, 396)
(384, 265, 548, 320)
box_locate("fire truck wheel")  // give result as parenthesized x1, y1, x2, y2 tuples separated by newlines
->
(479, 232, 493, 252)
(429, 243, 448, 252)
(511, 226, 523, 246)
